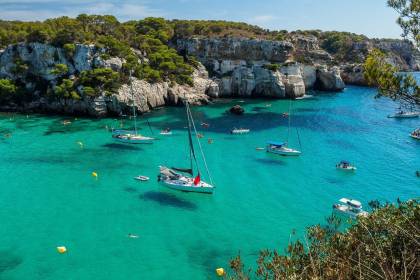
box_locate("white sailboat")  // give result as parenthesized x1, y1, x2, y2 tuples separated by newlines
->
(267, 99, 302, 156)
(112, 71, 154, 144)
(158, 100, 214, 194)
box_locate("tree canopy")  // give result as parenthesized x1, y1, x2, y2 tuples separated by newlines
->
(228, 199, 419, 280)
(388, 0, 420, 46)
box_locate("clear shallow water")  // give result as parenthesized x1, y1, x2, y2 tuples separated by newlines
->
(0, 86, 419, 280)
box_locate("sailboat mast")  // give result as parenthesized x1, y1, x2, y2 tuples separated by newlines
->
(187, 102, 214, 186)
(129, 70, 138, 135)
(287, 98, 292, 144)
(185, 100, 195, 173)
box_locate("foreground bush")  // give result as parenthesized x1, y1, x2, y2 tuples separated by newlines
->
(228, 199, 419, 280)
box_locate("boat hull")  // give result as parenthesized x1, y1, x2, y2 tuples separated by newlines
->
(160, 180, 214, 194)
(337, 166, 357, 171)
(266, 147, 301, 156)
(410, 134, 420, 140)
(114, 137, 154, 144)
(388, 113, 419, 118)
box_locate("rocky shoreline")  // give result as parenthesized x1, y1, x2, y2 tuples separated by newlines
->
(0, 36, 418, 117)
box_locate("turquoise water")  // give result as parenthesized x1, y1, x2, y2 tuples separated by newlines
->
(0, 86, 419, 279)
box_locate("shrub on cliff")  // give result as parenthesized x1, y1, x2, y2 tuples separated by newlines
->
(63, 43, 76, 57)
(79, 68, 121, 97)
(263, 64, 280, 72)
(0, 79, 17, 103)
(228, 199, 419, 280)
(50, 64, 69, 76)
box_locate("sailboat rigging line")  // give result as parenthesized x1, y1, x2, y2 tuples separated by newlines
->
(296, 127, 302, 152)
(287, 98, 292, 144)
(185, 101, 199, 171)
(128, 70, 138, 135)
(146, 117, 154, 136)
(187, 102, 214, 186)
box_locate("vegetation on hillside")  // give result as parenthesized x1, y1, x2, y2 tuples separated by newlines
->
(363, 0, 419, 107)
(227, 199, 419, 280)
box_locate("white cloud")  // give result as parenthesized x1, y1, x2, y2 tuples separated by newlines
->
(0, 1, 163, 21)
(251, 15, 277, 23)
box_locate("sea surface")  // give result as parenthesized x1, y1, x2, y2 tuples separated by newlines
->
(0, 85, 419, 279)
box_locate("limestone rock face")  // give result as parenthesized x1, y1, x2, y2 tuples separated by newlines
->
(316, 66, 345, 91)
(177, 38, 294, 62)
(112, 66, 214, 114)
(340, 64, 367, 86)
(0, 42, 220, 116)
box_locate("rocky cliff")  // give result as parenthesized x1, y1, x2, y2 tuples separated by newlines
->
(176, 37, 345, 98)
(0, 43, 217, 116)
(0, 34, 418, 116)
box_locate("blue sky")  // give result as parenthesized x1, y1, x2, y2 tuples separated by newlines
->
(0, 0, 402, 39)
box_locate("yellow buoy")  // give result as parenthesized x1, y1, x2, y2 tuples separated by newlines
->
(57, 246, 67, 254)
(92, 172, 98, 179)
(216, 268, 225, 277)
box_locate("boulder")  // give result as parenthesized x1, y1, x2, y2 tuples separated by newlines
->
(229, 105, 245, 115)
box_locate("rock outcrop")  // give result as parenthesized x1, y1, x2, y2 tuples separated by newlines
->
(229, 105, 245, 115)
(177, 38, 345, 98)
(315, 66, 345, 91)
(0, 43, 218, 116)
(340, 64, 368, 86)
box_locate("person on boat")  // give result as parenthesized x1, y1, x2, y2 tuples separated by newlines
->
(208, 138, 213, 144)
(281, 112, 289, 118)
(161, 128, 171, 133)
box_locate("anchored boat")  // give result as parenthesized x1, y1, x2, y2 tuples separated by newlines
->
(266, 141, 301, 156)
(158, 100, 214, 194)
(267, 99, 302, 156)
(112, 71, 154, 144)
(336, 160, 357, 171)
(410, 128, 420, 140)
(231, 128, 250, 134)
(333, 198, 368, 218)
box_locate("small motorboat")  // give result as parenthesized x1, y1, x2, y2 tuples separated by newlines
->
(388, 111, 419, 118)
(160, 128, 172, 135)
(134, 175, 150, 181)
(336, 161, 357, 171)
(333, 198, 368, 218)
(295, 94, 314, 100)
(231, 128, 250, 134)
(201, 122, 210, 128)
(158, 166, 214, 194)
(410, 128, 420, 140)
(266, 141, 301, 156)
(112, 131, 154, 144)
